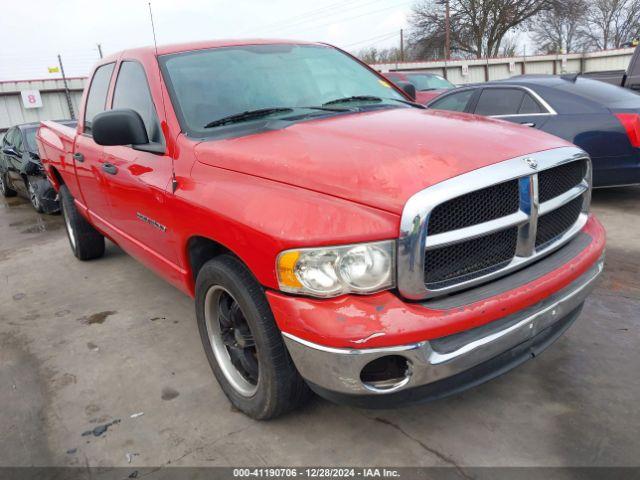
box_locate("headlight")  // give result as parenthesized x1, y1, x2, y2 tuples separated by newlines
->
(276, 240, 395, 298)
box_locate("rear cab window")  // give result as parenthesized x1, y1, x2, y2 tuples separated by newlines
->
(555, 78, 640, 109)
(84, 63, 115, 134)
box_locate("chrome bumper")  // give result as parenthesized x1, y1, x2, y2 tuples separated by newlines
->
(283, 256, 604, 397)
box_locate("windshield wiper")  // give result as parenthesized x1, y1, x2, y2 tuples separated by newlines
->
(323, 95, 382, 106)
(204, 108, 294, 128)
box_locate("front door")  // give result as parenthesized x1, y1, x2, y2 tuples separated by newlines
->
(102, 60, 179, 267)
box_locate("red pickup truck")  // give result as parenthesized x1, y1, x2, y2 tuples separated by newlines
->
(37, 40, 605, 419)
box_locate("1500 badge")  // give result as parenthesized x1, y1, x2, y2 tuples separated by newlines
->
(136, 212, 167, 232)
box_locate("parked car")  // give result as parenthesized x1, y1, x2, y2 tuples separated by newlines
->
(1, 120, 76, 212)
(426, 75, 640, 187)
(584, 44, 640, 91)
(385, 71, 455, 104)
(37, 40, 605, 419)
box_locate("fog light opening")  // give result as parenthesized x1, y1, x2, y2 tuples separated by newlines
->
(360, 355, 412, 393)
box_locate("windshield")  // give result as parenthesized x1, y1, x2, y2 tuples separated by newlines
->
(160, 44, 406, 135)
(406, 74, 454, 91)
(24, 127, 38, 153)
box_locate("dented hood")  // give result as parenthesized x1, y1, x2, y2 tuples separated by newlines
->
(194, 108, 571, 215)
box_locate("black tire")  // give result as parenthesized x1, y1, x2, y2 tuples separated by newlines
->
(0, 172, 17, 197)
(59, 185, 105, 260)
(195, 254, 311, 419)
(26, 178, 44, 213)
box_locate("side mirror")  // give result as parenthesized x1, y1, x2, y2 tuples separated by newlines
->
(92, 109, 149, 147)
(396, 81, 417, 101)
(2, 146, 19, 157)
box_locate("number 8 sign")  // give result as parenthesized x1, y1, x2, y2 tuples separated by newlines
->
(21, 90, 43, 109)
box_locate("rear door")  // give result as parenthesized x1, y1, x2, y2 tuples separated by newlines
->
(102, 60, 179, 264)
(75, 62, 115, 223)
(473, 87, 551, 130)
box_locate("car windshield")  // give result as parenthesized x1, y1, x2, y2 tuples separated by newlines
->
(406, 74, 454, 91)
(555, 78, 640, 108)
(159, 44, 407, 135)
(24, 127, 38, 153)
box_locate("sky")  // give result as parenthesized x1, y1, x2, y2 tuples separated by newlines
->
(0, 0, 412, 81)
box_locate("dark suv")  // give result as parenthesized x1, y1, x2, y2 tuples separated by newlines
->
(1, 120, 76, 212)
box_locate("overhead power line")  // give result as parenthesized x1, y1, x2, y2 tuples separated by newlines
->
(343, 30, 399, 48)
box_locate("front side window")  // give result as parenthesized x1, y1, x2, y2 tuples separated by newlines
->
(429, 89, 474, 112)
(84, 63, 115, 133)
(160, 44, 407, 136)
(112, 61, 163, 143)
(24, 127, 39, 153)
(475, 88, 524, 116)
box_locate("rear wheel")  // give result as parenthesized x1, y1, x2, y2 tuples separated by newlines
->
(0, 173, 17, 197)
(195, 254, 311, 419)
(59, 185, 105, 260)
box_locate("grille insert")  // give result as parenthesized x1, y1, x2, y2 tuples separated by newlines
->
(536, 196, 583, 248)
(428, 180, 520, 235)
(424, 228, 518, 289)
(538, 159, 586, 203)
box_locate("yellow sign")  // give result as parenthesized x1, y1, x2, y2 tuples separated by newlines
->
(48, 66, 60, 73)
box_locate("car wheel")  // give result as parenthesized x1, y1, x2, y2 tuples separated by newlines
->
(0, 173, 17, 198)
(59, 184, 105, 260)
(195, 254, 312, 419)
(27, 178, 44, 213)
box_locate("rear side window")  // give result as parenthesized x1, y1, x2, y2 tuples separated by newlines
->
(475, 88, 524, 116)
(519, 94, 544, 114)
(84, 63, 115, 133)
(112, 61, 162, 143)
(429, 89, 474, 112)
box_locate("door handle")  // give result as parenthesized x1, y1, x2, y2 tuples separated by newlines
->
(520, 122, 536, 127)
(73, 152, 84, 163)
(101, 163, 118, 175)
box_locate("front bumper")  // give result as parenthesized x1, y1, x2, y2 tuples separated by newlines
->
(282, 255, 603, 405)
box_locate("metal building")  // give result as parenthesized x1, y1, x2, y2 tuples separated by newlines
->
(0, 77, 87, 134)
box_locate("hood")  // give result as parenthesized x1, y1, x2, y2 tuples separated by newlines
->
(194, 108, 571, 215)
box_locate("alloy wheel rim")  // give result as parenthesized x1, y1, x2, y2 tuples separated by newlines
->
(28, 182, 40, 209)
(204, 285, 259, 397)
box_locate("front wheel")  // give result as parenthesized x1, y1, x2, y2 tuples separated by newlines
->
(0, 173, 17, 198)
(27, 178, 44, 213)
(195, 254, 311, 419)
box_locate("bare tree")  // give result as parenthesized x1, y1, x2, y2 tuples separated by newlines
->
(409, 0, 550, 59)
(355, 47, 406, 64)
(529, 0, 589, 53)
(582, 0, 640, 49)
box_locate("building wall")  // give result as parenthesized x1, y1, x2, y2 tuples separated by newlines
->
(0, 77, 87, 133)
(373, 47, 635, 86)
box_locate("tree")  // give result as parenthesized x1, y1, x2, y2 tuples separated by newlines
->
(355, 46, 407, 64)
(582, 0, 640, 50)
(409, 0, 550, 59)
(529, 0, 589, 53)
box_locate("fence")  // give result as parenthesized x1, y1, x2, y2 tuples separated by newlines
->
(372, 47, 635, 85)
(0, 77, 87, 133)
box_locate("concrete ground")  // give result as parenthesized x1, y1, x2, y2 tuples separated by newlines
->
(0, 187, 639, 469)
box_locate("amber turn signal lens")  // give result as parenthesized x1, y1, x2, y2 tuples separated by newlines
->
(277, 250, 302, 288)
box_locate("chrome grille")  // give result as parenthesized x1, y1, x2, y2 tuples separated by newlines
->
(428, 181, 520, 234)
(397, 147, 591, 300)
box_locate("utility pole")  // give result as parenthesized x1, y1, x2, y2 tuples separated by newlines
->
(97, 43, 103, 59)
(445, 0, 451, 60)
(400, 29, 404, 62)
(57, 54, 75, 120)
